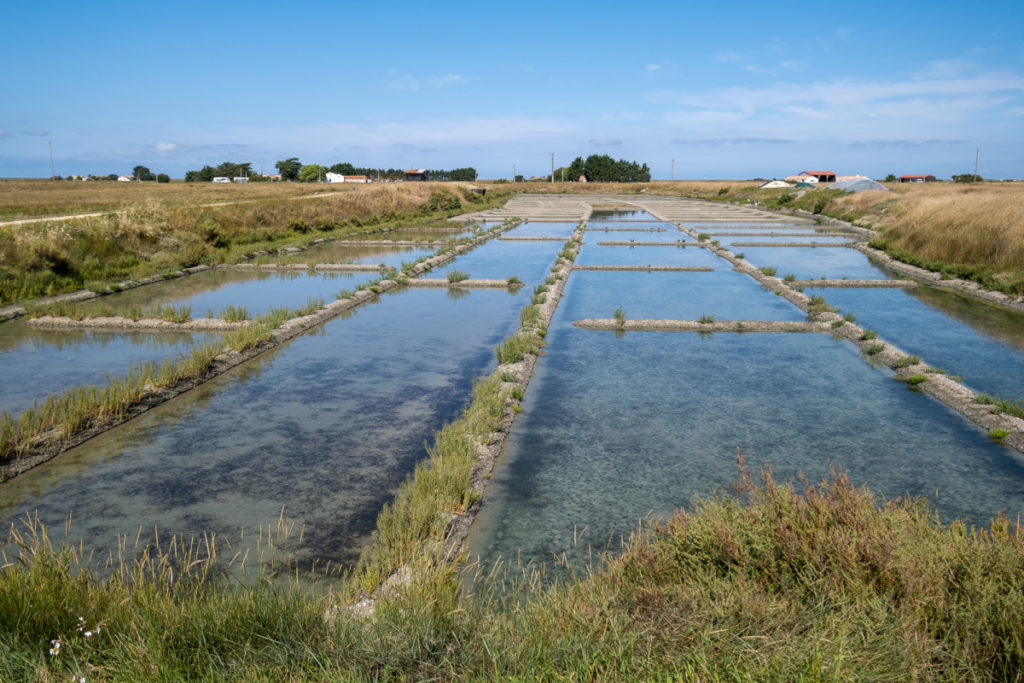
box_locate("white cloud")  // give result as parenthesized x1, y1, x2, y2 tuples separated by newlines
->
(156, 142, 176, 154)
(427, 73, 465, 87)
(644, 64, 662, 72)
(386, 73, 465, 90)
(649, 65, 1024, 141)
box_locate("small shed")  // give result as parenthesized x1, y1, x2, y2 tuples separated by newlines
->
(212, 177, 231, 183)
(405, 169, 429, 182)
(802, 170, 837, 183)
(899, 174, 936, 183)
(785, 174, 818, 184)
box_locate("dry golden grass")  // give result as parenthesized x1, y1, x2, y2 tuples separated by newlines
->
(833, 182, 1024, 291)
(483, 179, 749, 197)
(0, 178, 336, 221)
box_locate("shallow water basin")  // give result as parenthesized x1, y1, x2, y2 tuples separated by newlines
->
(740, 247, 891, 280)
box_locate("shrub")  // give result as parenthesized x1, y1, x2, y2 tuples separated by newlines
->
(447, 270, 470, 283)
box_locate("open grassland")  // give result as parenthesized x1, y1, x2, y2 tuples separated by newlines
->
(2, 467, 1021, 680)
(0, 179, 340, 221)
(0, 182, 508, 304)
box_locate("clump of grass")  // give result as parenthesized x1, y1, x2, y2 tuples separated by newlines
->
(807, 295, 838, 313)
(892, 354, 922, 369)
(500, 371, 518, 383)
(520, 305, 541, 326)
(447, 269, 470, 284)
(843, 312, 857, 323)
(613, 307, 626, 329)
(977, 393, 1024, 419)
(495, 333, 545, 364)
(860, 329, 879, 340)
(831, 319, 845, 328)
(697, 233, 709, 241)
(902, 374, 929, 386)
(782, 273, 796, 283)
(698, 313, 715, 324)
(218, 305, 251, 322)
(734, 252, 745, 260)
(759, 266, 777, 276)
(506, 275, 522, 286)
(293, 297, 324, 317)
(866, 342, 885, 355)
(990, 428, 1010, 441)
(336, 288, 355, 300)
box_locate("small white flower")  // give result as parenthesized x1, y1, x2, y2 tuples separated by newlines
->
(84, 630, 93, 638)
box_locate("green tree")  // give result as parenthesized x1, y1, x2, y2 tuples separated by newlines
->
(952, 173, 983, 183)
(298, 164, 327, 183)
(884, 174, 896, 182)
(275, 157, 302, 181)
(329, 162, 356, 175)
(132, 165, 155, 181)
(156, 173, 170, 183)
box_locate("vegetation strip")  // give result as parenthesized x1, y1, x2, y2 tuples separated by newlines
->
(701, 231, 852, 237)
(585, 227, 668, 232)
(573, 319, 830, 332)
(790, 279, 917, 288)
(341, 222, 585, 613)
(0, 221, 520, 479)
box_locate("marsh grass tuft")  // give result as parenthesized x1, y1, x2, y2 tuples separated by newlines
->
(447, 269, 470, 284)
(977, 393, 1024, 419)
(892, 354, 922, 369)
(860, 329, 879, 341)
(612, 307, 626, 329)
(758, 266, 777, 276)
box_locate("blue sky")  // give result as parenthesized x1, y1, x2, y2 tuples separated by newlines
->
(2, 1, 1022, 180)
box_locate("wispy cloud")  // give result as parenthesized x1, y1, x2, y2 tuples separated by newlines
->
(386, 72, 466, 90)
(156, 142, 176, 154)
(649, 64, 1024, 140)
(644, 63, 662, 72)
(0, 129, 8, 140)
(671, 137, 793, 146)
(715, 51, 741, 64)
(19, 129, 50, 137)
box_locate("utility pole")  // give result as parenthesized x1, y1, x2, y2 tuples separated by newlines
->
(671, 158, 675, 181)
(973, 148, 979, 183)
(48, 141, 56, 180)
(550, 153, 554, 183)
(513, 164, 516, 182)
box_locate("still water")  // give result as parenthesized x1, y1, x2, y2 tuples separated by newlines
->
(1, 288, 528, 569)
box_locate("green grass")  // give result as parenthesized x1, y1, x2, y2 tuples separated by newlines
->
(902, 374, 929, 386)
(892, 354, 922, 369)
(866, 342, 885, 355)
(506, 275, 522, 286)
(990, 428, 1010, 441)
(3, 466, 1024, 679)
(218, 304, 251, 322)
(495, 333, 546, 365)
(734, 252, 745, 260)
(612, 307, 626, 329)
(446, 269, 470, 283)
(860, 329, 879, 341)
(782, 273, 796, 283)
(758, 266, 777, 276)
(698, 313, 715, 324)
(977, 393, 1024, 419)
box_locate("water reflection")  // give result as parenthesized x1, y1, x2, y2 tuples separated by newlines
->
(1, 288, 527, 571)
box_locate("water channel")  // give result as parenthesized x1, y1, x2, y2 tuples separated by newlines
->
(468, 208, 1024, 576)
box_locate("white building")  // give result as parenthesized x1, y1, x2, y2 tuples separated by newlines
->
(212, 177, 231, 183)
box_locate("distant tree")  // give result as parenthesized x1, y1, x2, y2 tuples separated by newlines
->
(132, 165, 155, 181)
(298, 164, 327, 182)
(275, 158, 302, 181)
(884, 174, 896, 182)
(156, 173, 170, 183)
(952, 173, 983, 183)
(329, 162, 356, 175)
(105, 173, 119, 181)
(568, 157, 586, 181)
(514, 175, 524, 183)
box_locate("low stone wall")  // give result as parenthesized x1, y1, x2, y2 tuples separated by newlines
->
(596, 240, 700, 247)
(25, 316, 251, 332)
(790, 279, 917, 288)
(404, 279, 521, 289)
(573, 265, 714, 272)
(573, 319, 831, 333)
(727, 242, 854, 248)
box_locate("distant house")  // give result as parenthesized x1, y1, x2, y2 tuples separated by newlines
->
(117, 175, 133, 182)
(579, 175, 588, 183)
(325, 173, 345, 183)
(326, 173, 370, 183)
(801, 170, 837, 183)
(261, 173, 281, 181)
(404, 169, 429, 182)
(233, 177, 248, 183)
(212, 177, 231, 183)
(784, 174, 818, 184)
(899, 174, 936, 183)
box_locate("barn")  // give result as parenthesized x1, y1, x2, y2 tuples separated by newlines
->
(404, 169, 429, 182)
(801, 170, 837, 183)
(899, 174, 936, 183)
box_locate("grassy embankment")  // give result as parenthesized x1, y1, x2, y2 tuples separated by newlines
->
(0, 182, 506, 305)
(0, 184, 510, 464)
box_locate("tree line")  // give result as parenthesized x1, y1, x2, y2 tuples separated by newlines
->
(563, 154, 650, 182)
(183, 159, 478, 183)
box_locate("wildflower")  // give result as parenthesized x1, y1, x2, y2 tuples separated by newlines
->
(49, 639, 62, 656)
(84, 631, 93, 638)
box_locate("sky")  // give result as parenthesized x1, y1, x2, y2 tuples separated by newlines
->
(2, 1, 1023, 180)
